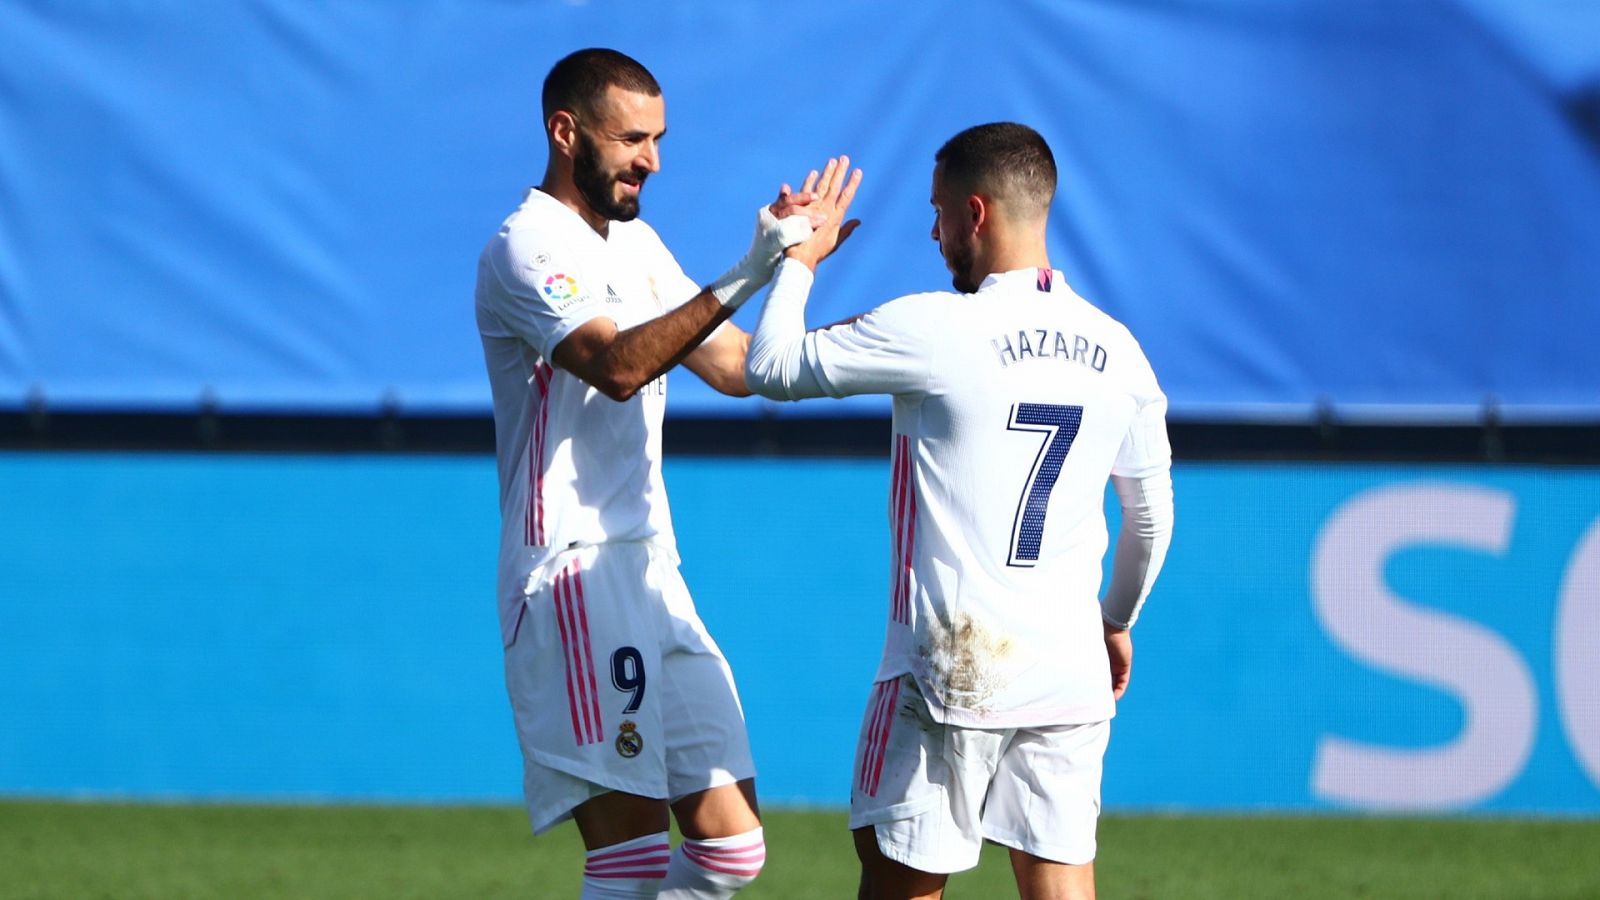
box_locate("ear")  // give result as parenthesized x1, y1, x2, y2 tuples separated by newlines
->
(547, 110, 579, 159)
(966, 194, 989, 234)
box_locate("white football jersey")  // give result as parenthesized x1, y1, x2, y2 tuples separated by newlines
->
(803, 267, 1171, 727)
(474, 188, 702, 645)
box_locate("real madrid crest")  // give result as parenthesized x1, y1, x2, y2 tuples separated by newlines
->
(615, 720, 644, 758)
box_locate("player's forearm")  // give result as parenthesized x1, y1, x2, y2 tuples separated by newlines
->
(596, 203, 814, 401)
(744, 259, 828, 400)
(685, 325, 754, 397)
(595, 292, 733, 400)
(1102, 470, 1175, 629)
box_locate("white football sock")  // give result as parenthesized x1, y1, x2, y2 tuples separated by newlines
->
(658, 827, 766, 898)
(580, 831, 671, 899)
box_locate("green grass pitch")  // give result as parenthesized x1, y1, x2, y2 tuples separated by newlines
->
(3, 801, 1598, 898)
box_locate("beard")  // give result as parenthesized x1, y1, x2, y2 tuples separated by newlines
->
(944, 238, 981, 293)
(573, 130, 642, 222)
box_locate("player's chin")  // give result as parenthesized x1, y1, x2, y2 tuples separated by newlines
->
(612, 185, 642, 221)
(612, 198, 641, 221)
(945, 263, 973, 293)
(951, 273, 981, 294)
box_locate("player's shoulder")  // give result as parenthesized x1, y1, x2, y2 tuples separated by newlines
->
(501, 187, 594, 234)
(855, 290, 964, 339)
(490, 198, 590, 267)
(1058, 289, 1164, 386)
(874, 289, 963, 319)
(1061, 287, 1143, 347)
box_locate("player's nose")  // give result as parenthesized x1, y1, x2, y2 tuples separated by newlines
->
(639, 140, 662, 173)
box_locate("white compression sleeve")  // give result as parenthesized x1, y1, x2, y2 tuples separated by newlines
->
(1102, 470, 1175, 629)
(708, 207, 814, 309)
(743, 258, 827, 399)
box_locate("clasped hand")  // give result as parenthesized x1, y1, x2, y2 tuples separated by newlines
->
(768, 156, 864, 270)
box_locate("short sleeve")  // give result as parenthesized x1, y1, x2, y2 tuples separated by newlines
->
(478, 227, 610, 361)
(806, 294, 939, 397)
(1112, 348, 1172, 478)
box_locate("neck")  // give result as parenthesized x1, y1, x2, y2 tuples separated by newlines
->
(978, 227, 1051, 280)
(539, 165, 609, 236)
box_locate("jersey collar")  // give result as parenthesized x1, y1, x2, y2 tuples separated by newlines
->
(978, 267, 1064, 294)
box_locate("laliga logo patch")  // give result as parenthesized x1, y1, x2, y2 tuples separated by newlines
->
(615, 720, 644, 758)
(542, 273, 579, 301)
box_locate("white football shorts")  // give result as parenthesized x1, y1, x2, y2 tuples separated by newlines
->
(850, 674, 1110, 873)
(503, 541, 755, 834)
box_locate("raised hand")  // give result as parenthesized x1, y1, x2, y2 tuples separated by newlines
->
(769, 183, 825, 227)
(783, 155, 863, 270)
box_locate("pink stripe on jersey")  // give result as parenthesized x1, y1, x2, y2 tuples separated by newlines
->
(525, 372, 535, 544)
(560, 566, 592, 736)
(683, 840, 767, 877)
(889, 436, 911, 623)
(524, 411, 534, 544)
(570, 563, 604, 744)
(900, 468, 918, 624)
(526, 362, 552, 545)
(890, 435, 915, 625)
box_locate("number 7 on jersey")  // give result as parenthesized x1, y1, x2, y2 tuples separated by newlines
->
(1005, 403, 1084, 567)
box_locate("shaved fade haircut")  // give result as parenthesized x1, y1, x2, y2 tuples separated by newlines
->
(541, 48, 661, 126)
(935, 122, 1057, 220)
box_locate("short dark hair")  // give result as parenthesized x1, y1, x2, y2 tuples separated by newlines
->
(934, 122, 1057, 219)
(541, 48, 661, 125)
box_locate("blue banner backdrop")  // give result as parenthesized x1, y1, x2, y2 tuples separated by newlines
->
(2, 453, 1597, 812)
(2, 1, 1598, 420)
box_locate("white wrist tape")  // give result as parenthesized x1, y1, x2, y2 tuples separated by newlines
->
(709, 205, 814, 309)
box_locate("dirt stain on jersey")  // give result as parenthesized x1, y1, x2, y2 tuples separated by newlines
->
(921, 612, 1015, 712)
